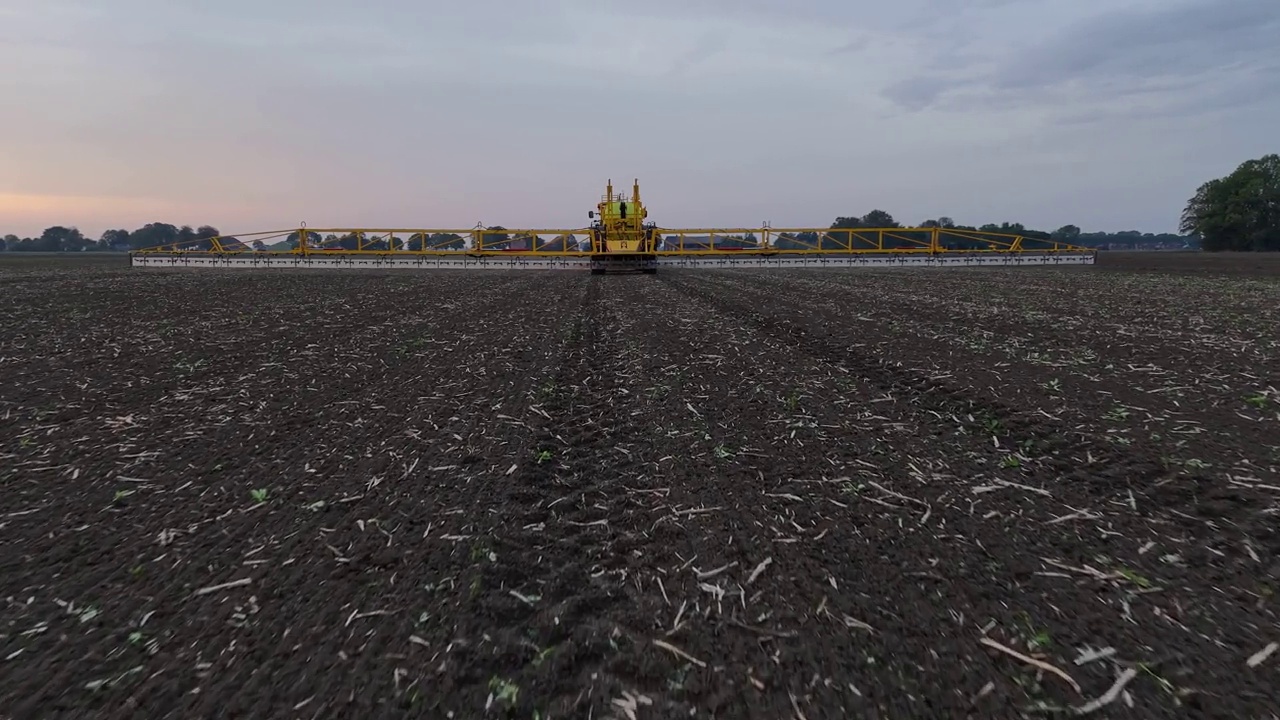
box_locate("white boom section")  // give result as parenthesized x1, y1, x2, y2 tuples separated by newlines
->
(131, 252, 1095, 271)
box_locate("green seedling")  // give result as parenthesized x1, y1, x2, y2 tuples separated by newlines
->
(1117, 567, 1151, 588)
(250, 488, 269, 503)
(532, 646, 554, 667)
(488, 677, 519, 709)
(785, 389, 801, 411)
(1028, 629, 1051, 651)
(469, 542, 494, 563)
(1103, 406, 1130, 422)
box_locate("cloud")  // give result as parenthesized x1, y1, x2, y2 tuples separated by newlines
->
(881, 76, 956, 112)
(882, 0, 1280, 115)
(1053, 61, 1280, 125)
(992, 0, 1279, 90)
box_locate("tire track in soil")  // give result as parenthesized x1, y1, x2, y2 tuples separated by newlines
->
(603, 281, 916, 719)
(627, 273, 1103, 718)
(419, 273, 1125, 718)
(0, 272, 589, 719)
(648, 270, 1276, 720)
(293, 272, 597, 718)
(320, 275, 606, 718)
(683, 269, 1278, 555)
(674, 270, 1267, 520)
(408, 273, 807, 719)
(628, 274, 1116, 719)
(411, 275, 654, 718)
(668, 271, 1161, 501)
(723, 268, 1279, 467)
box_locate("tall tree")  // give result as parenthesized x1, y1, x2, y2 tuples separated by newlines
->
(129, 222, 179, 250)
(861, 210, 898, 228)
(36, 226, 88, 251)
(176, 225, 198, 248)
(99, 229, 130, 250)
(1052, 224, 1081, 242)
(187, 225, 220, 250)
(480, 226, 510, 250)
(1181, 154, 1280, 251)
(286, 230, 322, 248)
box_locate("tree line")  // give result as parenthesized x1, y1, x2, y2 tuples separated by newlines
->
(767, 213, 1195, 251)
(9, 151, 1278, 254)
(1, 219, 1198, 252)
(1, 223, 221, 253)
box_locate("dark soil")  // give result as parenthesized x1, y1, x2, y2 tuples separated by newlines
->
(1096, 250, 1280, 277)
(1, 254, 1277, 719)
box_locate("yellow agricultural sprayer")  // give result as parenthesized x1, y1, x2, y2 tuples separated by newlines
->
(130, 179, 1094, 272)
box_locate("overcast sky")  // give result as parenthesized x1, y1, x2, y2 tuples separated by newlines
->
(2, 0, 1277, 238)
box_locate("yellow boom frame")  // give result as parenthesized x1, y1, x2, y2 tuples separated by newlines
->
(129, 179, 1094, 268)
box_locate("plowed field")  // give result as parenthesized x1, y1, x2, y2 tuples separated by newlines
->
(2, 253, 1278, 719)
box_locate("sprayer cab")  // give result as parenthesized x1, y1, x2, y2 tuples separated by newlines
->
(588, 179, 657, 254)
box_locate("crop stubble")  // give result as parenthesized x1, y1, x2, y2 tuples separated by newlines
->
(0, 255, 1277, 718)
